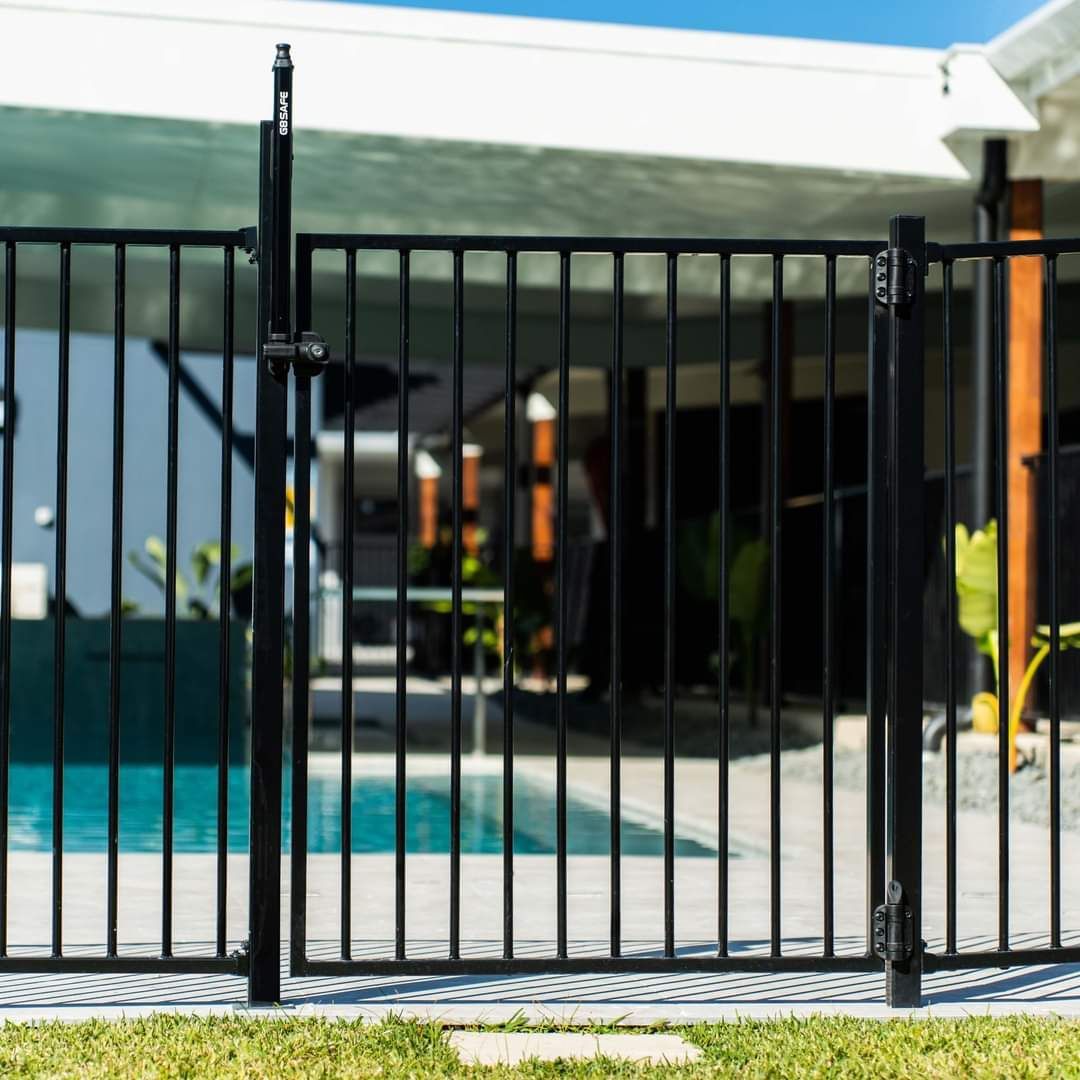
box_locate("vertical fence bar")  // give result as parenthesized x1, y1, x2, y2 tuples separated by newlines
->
(717, 253, 731, 957)
(52, 241, 72, 958)
(769, 254, 783, 957)
(395, 250, 410, 960)
(884, 214, 925, 1008)
(866, 255, 888, 953)
(291, 234, 314, 975)
(162, 242, 181, 958)
(556, 251, 570, 959)
(942, 260, 958, 954)
(341, 248, 356, 961)
(450, 248, 464, 960)
(610, 252, 623, 957)
(663, 253, 677, 958)
(993, 255, 1009, 953)
(1045, 254, 1061, 950)
(216, 246, 235, 958)
(248, 105, 289, 1001)
(822, 254, 837, 957)
(503, 251, 517, 960)
(107, 243, 125, 957)
(0, 242, 13, 957)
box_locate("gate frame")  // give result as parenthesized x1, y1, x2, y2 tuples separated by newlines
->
(246, 47, 1080, 1008)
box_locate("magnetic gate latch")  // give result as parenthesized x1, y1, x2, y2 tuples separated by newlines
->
(874, 248, 917, 306)
(262, 330, 331, 378)
(873, 880, 914, 962)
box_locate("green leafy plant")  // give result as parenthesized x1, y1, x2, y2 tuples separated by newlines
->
(128, 536, 252, 620)
(953, 519, 1080, 769)
(408, 541, 505, 662)
(679, 514, 768, 723)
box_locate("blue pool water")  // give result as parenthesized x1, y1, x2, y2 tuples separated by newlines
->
(6, 765, 715, 857)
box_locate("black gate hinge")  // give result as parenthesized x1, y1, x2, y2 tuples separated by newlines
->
(874, 248, 917, 306)
(241, 226, 258, 265)
(230, 937, 250, 972)
(873, 879, 914, 962)
(263, 330, 331, 380)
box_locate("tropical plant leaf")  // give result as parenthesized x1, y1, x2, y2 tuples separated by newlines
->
(1033, 621, 1080, 649)
(128, 551, 166, 589)
(128, 537, 189, 603)
(191, 541, 222, 587)
(730, 538, 768, 633)
(230, 562, 253, 591)
(144, 535, 168, 572)
(676, 515, 719, 601)
(954, 520, 998, 645)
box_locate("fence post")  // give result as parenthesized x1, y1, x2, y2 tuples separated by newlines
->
(883, 214, 925, 1007)
(248, 44, 294, 1005)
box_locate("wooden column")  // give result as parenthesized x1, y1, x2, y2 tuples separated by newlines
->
(1007, 179, 1043, 740)
(528, 393, 556, 563)
(418, 477, 438, 548)
(415, 449, 442, 549)
(462, 444, 482, 555)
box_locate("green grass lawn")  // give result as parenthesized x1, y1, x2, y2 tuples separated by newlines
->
(0, 1015, 1078, 1078)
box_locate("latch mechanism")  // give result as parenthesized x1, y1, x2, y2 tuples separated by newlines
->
(873, 879, 914, 962)
(874, 248, 916, 306)
(263, 330, 330, 380)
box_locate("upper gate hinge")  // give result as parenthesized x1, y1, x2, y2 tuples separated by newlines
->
(874, 248, 917, 306)
(241, 226, 258, 265)
(873, 880, 914, 962)
(263, 330, 331, 380)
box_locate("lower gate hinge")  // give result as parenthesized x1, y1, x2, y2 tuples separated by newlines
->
(263, 330, 331, 379)
(230, 938, 251, 972)
(873, 880, 913, 962)
(874, 248, 917, 306)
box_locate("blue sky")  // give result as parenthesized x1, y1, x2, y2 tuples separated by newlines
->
(332, 0, 1049, 47)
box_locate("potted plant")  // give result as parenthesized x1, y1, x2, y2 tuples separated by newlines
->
(953, 519, 1080, 771)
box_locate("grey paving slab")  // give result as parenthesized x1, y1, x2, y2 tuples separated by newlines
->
(448, 1031, 703, 1065)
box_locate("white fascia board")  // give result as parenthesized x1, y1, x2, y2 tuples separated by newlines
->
(938, 47, 1040, 160)
(0, 0, 978, 180)
(986, 0, 1080, 97)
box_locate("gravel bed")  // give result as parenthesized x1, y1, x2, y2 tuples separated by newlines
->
(775, 742, 1080, 832)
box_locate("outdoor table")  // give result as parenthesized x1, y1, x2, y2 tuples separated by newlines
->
(328, 585, 505, 756)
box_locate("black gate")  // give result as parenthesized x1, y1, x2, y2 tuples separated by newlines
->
(0, 45, 1077, 1009)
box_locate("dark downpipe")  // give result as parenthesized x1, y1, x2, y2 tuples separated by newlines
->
(970, 140, 1007, 698)
(248, 44, 293, 1005)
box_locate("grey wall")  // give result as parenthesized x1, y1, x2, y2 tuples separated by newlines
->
(0, 328, 259, 618)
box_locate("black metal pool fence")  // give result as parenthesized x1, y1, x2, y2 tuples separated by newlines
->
(0, 45, 1075, 1008)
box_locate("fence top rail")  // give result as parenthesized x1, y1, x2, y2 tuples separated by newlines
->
(298, 233, 887, 258)
(0, 226, 254, 249)
(929, 237, 1080, 262)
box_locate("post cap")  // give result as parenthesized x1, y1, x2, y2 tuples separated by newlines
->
(274, 43, 293, 68)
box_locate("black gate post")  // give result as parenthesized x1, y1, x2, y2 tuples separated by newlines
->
(248, 43, 294, 1005)
(882, 214, 925, 1007)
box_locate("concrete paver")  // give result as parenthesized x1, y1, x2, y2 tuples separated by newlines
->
(448, 1031, 702, 1065)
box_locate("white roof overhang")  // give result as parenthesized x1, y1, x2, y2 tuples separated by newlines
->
(0, 0, 998, 180)
(2, 0, 1080, 344)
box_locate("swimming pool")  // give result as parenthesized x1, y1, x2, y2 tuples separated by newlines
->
(6, 764, 715, 857)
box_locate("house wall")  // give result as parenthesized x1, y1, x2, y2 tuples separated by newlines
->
(0, 328, 261, 618)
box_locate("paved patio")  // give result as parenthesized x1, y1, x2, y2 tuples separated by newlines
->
(3, 682, 1078, 1019)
